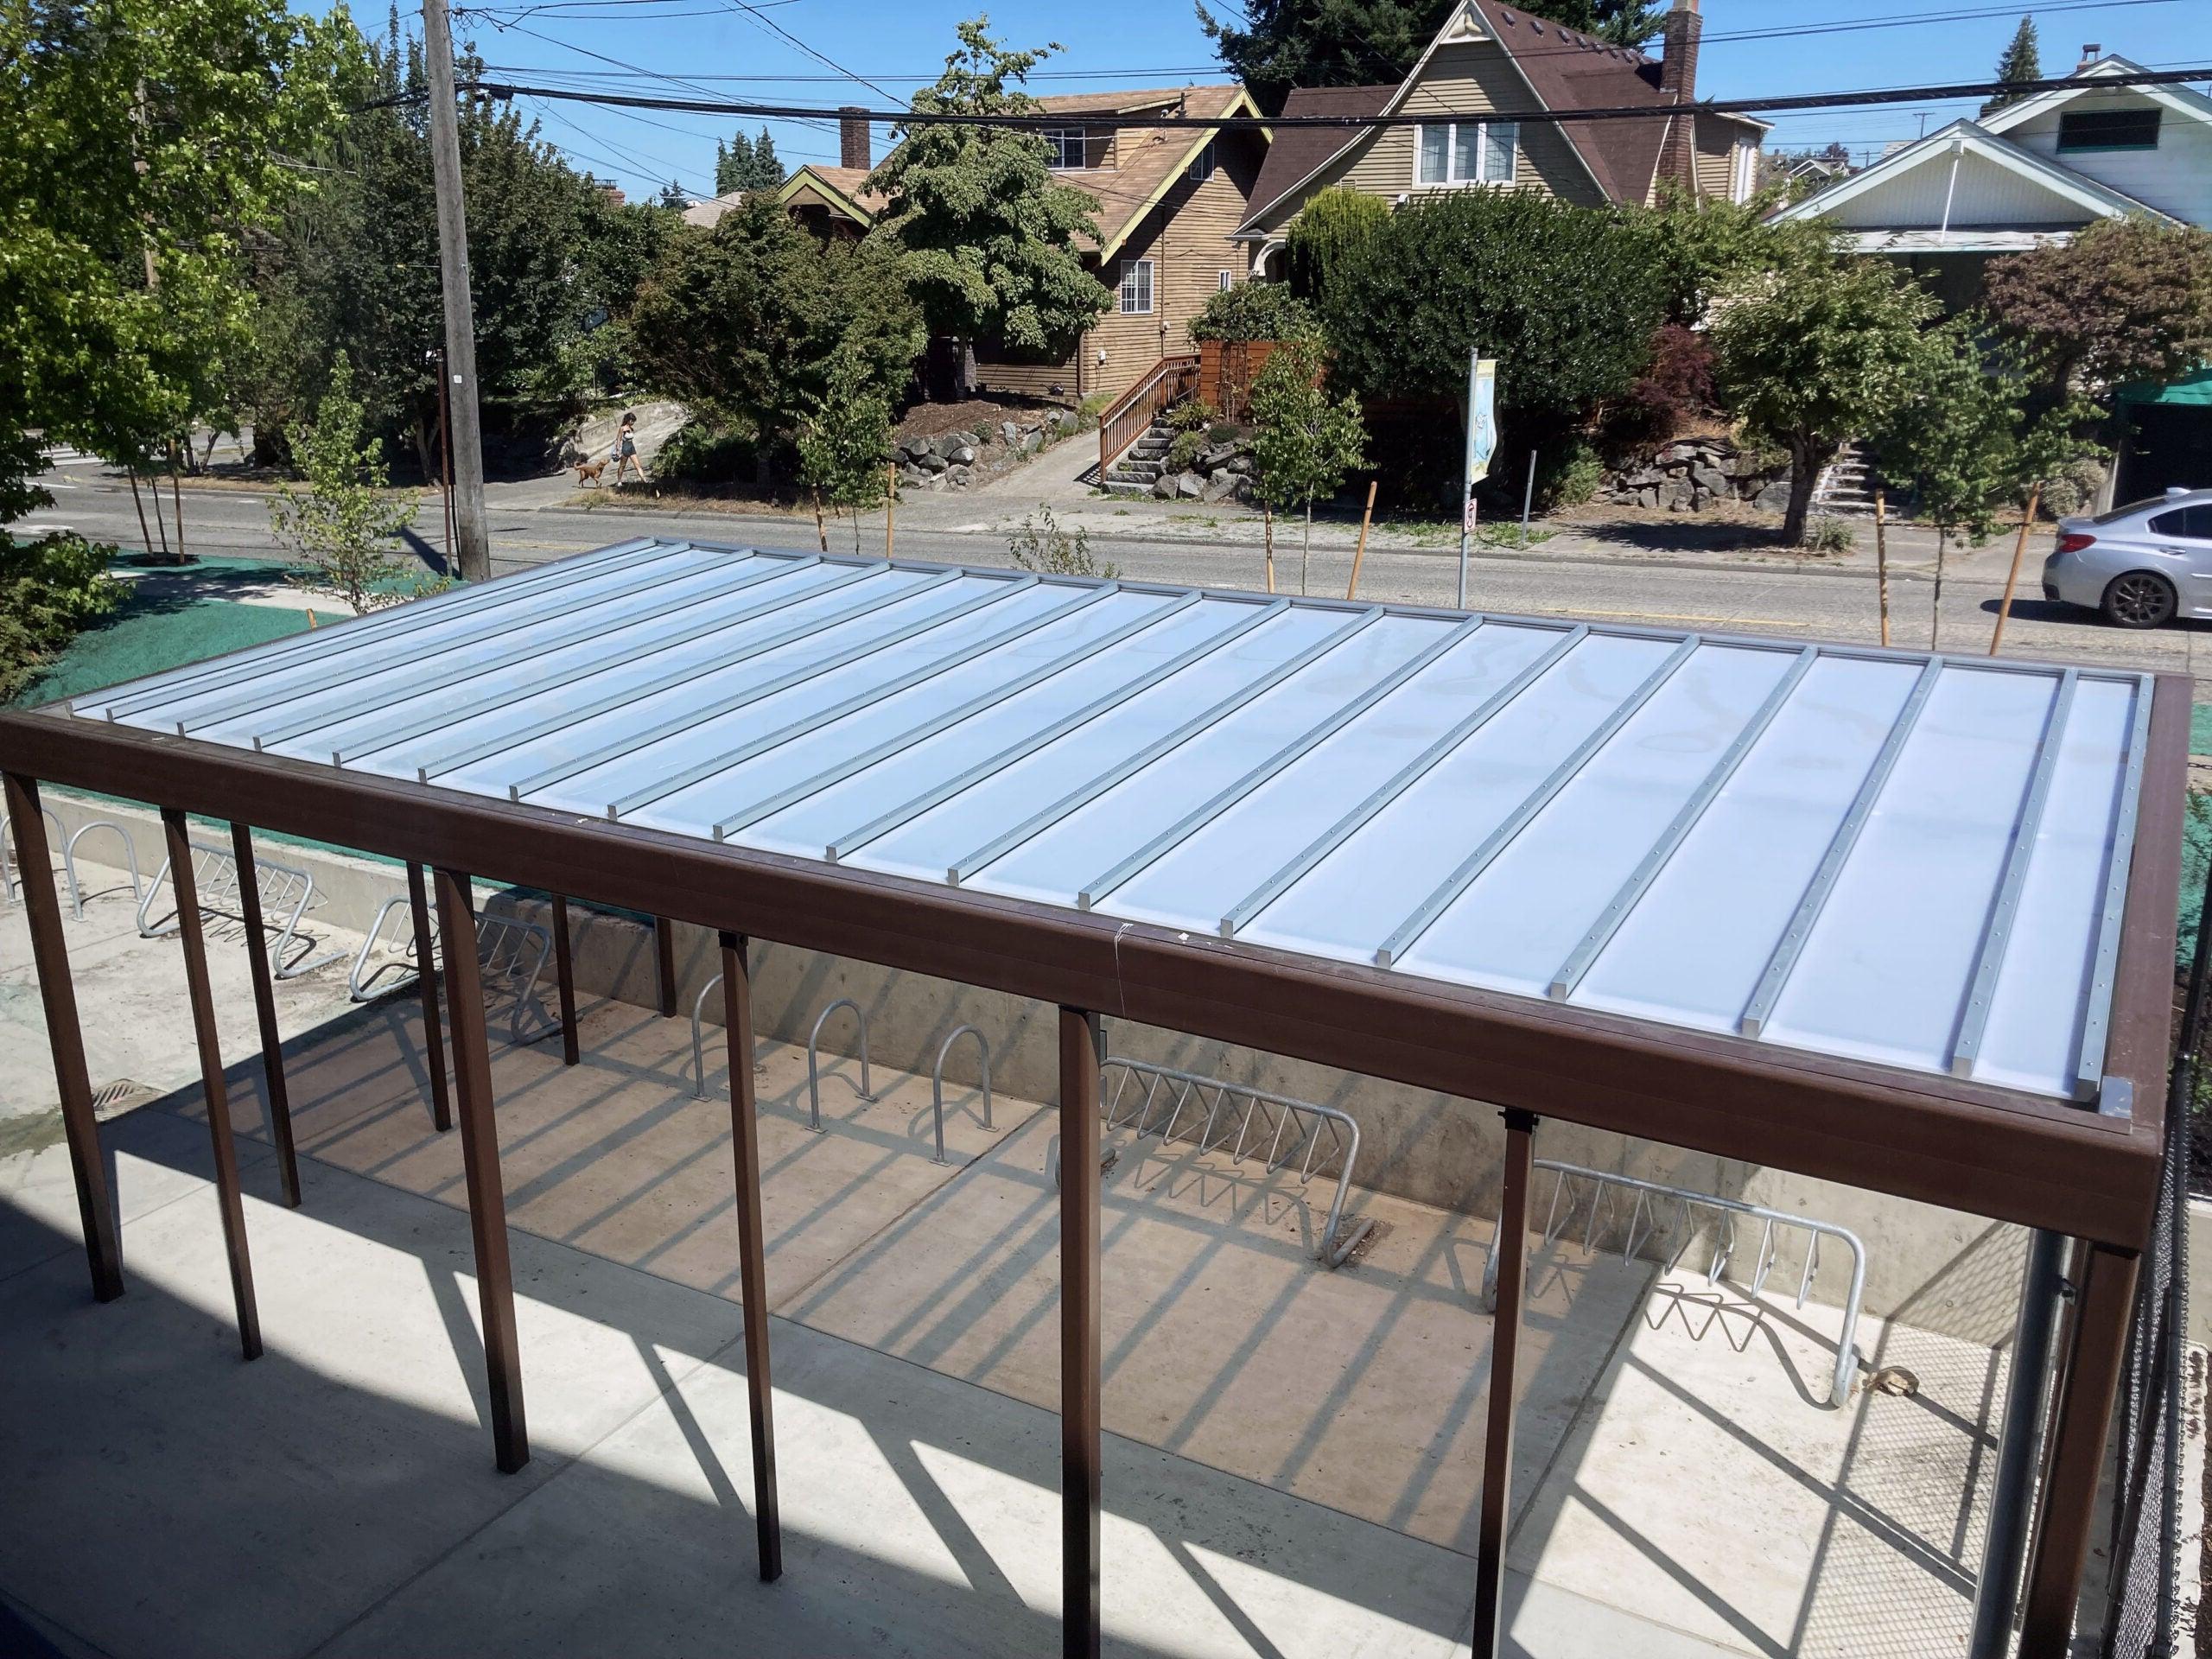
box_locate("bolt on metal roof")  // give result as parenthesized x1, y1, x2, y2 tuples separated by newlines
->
(69, 537, 2155, 1107)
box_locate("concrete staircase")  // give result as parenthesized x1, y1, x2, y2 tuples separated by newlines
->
(1103, 415, 1177, 497)
(1810, 441, 1880, 514)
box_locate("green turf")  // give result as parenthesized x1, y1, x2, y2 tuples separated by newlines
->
(21, 597, 311, 709)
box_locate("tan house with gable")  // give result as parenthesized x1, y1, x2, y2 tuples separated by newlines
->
(692, 89, 1271, 404)
(1234, 0, 1767, 273)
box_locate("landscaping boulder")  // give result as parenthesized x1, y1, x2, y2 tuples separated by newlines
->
(945, 442, 976, 467)
(913, 447, 948, 474)
(1175, 471, 1205, 499)
(1153, 474, 1178, 499)
(1200, 473, 1240, 504)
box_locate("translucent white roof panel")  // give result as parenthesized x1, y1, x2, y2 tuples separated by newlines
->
(70, 540, 2156, 1105)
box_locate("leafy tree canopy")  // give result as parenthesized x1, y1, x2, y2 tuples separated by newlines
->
(715, 127, 784, 194)
(1188, 282, 1319, 345)
(1709, 252, 1941, 543)
(629, 194, 924, 442)
(1984, 217, 2212, 395)
(865, 19, 1108, 381)
(1284, 187, 1389, 311)
(1315, 189, 1668, 436)
(271, 353, 423, 613)
(1249, 335, 1368, 593)
(795, 347, 894, 553)
(1199, 0, 1664, 111)
(1, 0, 353, 518)
(1981, 17, 2042, 115)
(1629, 188, 1829, 327)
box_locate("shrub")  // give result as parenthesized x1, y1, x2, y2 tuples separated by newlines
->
(1285, 187, 1388, 308)
(1009, 506, 1116, 578)
(1071, 391, 1114, 431)
(1603, 322, 1717, 451)
(1167, 399, 1220, 434)
(1544, 442, 1606, 510)
(1187, 282, 1319, 346)
(657, 421, 764, 485)
(1802, 515, 1855, 554)
(1, 532, 122, 704)
(1319, 190, 1668, 467)
(1165, 430, 1208, 473)
(2038, 453, 2109, 518)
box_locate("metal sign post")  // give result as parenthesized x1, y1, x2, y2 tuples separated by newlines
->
(1457, 350, 1498, 609)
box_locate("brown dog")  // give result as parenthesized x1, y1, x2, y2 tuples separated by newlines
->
(573, 455, 609, 486)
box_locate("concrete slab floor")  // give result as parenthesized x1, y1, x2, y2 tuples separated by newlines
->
(2, 925, 2018, 1657)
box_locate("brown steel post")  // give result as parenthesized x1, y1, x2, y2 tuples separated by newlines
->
(2017, 1240, 2139, 1656)
(551, 895, 580, 1066)
(4, 772, 124, 1301)
(654, 914, 677, 1017)
(228, 823, 302, 1208)
(1059, 1006, 1103, 1659)
(719, 930, 783, 1580)
(1471, 1107, 1537, 1656)
(407, 863, 452, 1133)
(164, 809, 263, 1360)
(434, 868, 530, 1473)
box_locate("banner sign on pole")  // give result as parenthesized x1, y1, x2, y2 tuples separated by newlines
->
(1457, 353, 1499, 609)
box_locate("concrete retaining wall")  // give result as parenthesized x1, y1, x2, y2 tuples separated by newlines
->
(34, 788, 2031, 1339)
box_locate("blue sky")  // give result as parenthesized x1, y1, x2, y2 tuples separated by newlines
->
(408, 0, 2212, 200)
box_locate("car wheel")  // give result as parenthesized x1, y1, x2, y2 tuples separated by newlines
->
(2102, 571, 2177, 629)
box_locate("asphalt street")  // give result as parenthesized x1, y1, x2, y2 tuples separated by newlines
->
(28, 454, 2211, 692)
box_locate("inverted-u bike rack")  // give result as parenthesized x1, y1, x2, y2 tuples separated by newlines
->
(140, 839, 342, 979)
(350, 893, 554, 1046)
(930, 1024, 992, 1164)
(1479, 1159, 1868, 1407)
(805, 997, 874, 1130)
(3, 806, 142, 919)
(1097, 1055, 1373, 1268)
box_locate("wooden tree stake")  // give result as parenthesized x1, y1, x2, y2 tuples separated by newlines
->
(1873, 488, 1891, 650)
(1990, 482, 2042, 657)
(1346, 480, 1377, 601)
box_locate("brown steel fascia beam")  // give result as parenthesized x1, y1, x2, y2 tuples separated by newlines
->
(0, 708, 2165, 1248)
(2096, 671, 2187, 1163)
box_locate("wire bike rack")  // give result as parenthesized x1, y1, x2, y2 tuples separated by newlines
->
(1479, 1160, 1868, 1408)
(929, 1025, 992, 1164)
(140, 840, 342, 979)
(1093, 1056, 1374, 1269)
(3, 806, 142, 920)
(349, 894, 554, 1046)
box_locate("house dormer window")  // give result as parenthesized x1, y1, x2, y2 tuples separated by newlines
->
(2056, 106, 2160, 152)
(1044, 127, 1088, 169)
(1416, 121, 1518, 187)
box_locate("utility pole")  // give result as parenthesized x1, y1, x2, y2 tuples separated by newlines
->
(423, 0, 490, 582)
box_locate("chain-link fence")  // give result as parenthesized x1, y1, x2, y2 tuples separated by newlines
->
(2100, 885, 2204, 1659)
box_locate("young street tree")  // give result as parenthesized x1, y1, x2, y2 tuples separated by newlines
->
(271, 354, 422, 614)
(1981, 17, 2042, 115)
(1249, 336, 1368, 594)
(794, 350, 895, 555)
(1710, 251, 1940, 545)
(864, 19, 1109, 397)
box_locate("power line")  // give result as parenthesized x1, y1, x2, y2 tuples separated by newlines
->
(453, 63, 2212, 130)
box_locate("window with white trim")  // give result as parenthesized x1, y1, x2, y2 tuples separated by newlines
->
(1043, 127, 1087, 169)
(1118, 258, 1154, 315)
(1731, 143, 1756, 204)
(1414, 120, 1518, 186)
(1188, 140, 1216, 182)
(2057, 107, 2160, 152)
(1218, 270, 1233, 291)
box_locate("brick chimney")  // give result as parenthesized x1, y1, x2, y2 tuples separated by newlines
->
(839, 106, 869, 170)
(1656, 0, 1703, 196)
(2077, 43, 2102, 71)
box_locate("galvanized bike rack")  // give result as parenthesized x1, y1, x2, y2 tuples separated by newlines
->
(3, 805, 141, 919)
(139, 839, 342, 979)
(349, 893, 554, 1046)
(690, 972, 727, 1099)
(1479, 1159, 1868, 1408)
(804, 997, 874, 1131)
(1095, 1056, 1374, 1268)
(929, 1025, 992, 1164)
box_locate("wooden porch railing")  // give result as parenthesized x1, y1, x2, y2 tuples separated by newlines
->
(1097, 353, 1199, 480)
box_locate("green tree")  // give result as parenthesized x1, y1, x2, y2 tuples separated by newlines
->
(1199, 0, 1661, 111)
(1631, 188, 1826, 327)
(270, 354, 421, 614)
(1868, 319, 2100, 640)
(865, 19, 1109, 396)
(1984, 217, 2212, 397)
(1318, 189, 1667, 458)
(1284, 188, 1389, 311)
(715, 127, 784, 194)
(0, 0, 352, 545)
(1710, 253, 1941, 544)
(0, 536, 124, 705)
(630, 194, 923, 446)
(1981, 17, 2042, 115)
(1249, 337, 1368, 594)
(794, 349, 894, 554)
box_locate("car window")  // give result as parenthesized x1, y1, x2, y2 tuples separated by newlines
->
(2149, 506, 2212, 540)
(2093, 497, 2176, 524)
